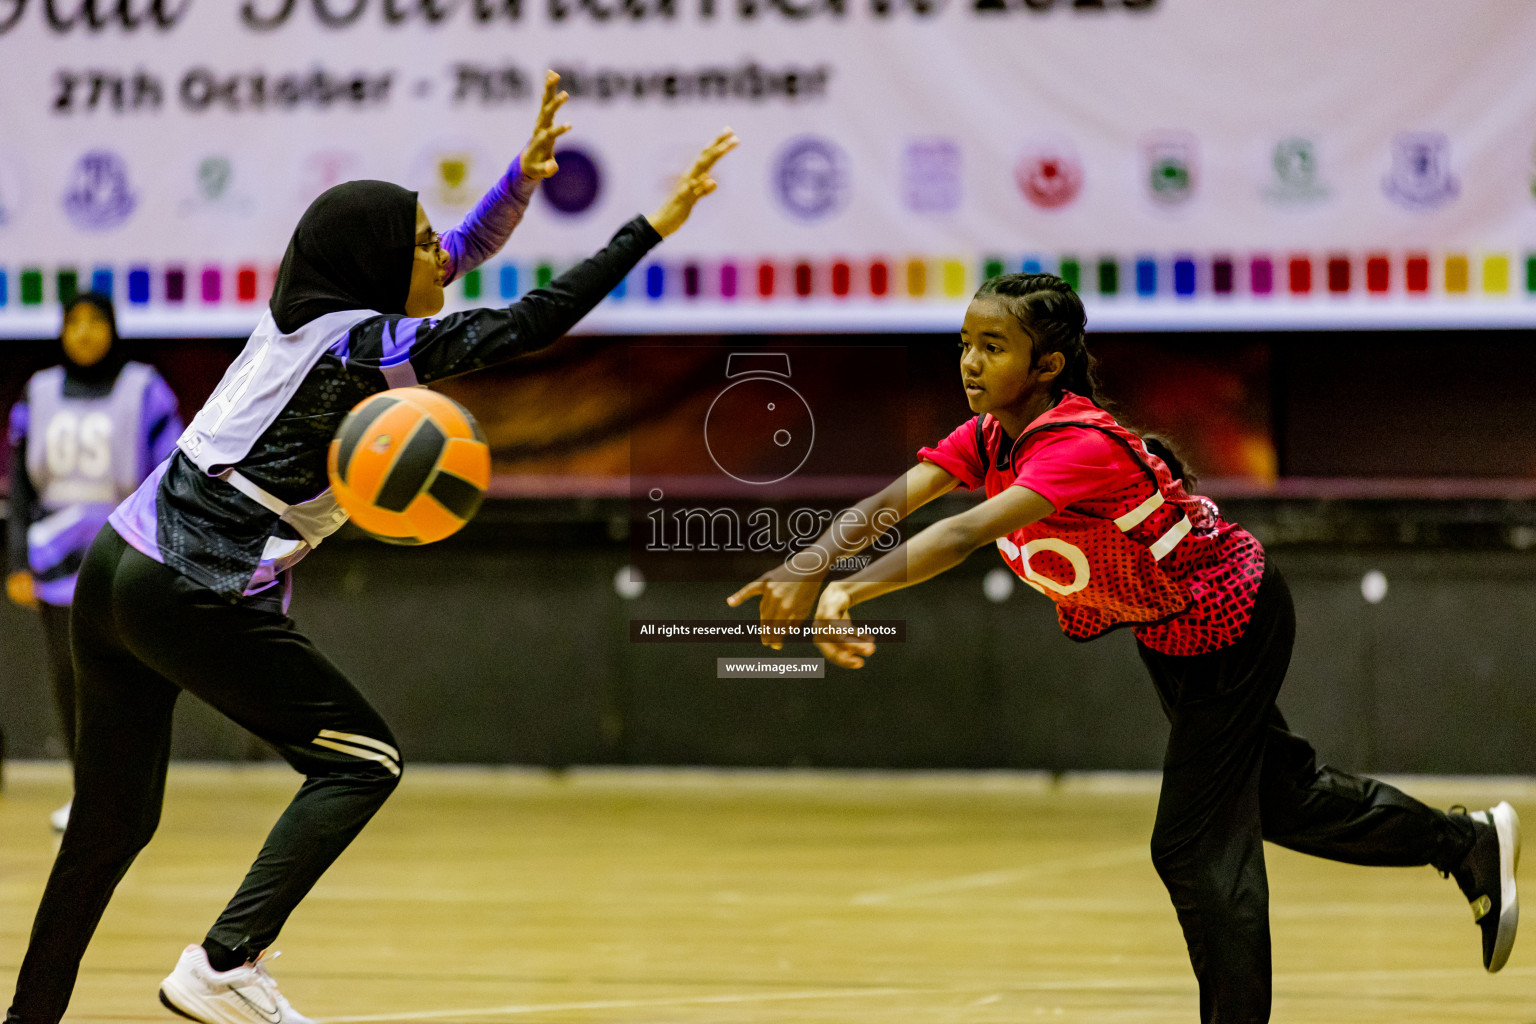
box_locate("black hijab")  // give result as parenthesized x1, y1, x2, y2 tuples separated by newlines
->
(270, 180, 419, 334)
(61, 291, 127, 389)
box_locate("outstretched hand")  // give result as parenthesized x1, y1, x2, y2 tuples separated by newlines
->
(520, 71, 572, 180)
(647, 128, 739, 238)
(811, 584, 876, 670)
(727, 561, 824, 651)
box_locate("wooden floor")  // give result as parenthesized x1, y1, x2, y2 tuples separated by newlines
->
(1, 765, 1533, 1024)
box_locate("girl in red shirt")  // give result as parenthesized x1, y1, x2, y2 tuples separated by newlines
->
(730, 273, 1519, 1024)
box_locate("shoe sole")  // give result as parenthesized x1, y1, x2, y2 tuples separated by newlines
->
(159, 988, 204, 1023)
(159, 977, 249, 1024)
(1488, 801, 1520, 972)
(160, 971, 290, 1024)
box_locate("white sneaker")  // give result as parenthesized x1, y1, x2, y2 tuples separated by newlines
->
(49, 800, 70, 833)
(158, 944, 314, 1024)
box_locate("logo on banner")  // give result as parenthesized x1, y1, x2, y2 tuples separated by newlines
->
(1015, 141, 1083, 210)
(63, 150, 137, 231)
(1142, 132, 1198, 207)
(902, 139, 961, 213)
(1262, 137, 1329, 205)
(0, 151, 24, 228)
(543, 146, 603, 216)
(773, 136, 848, 221)
(180, 156, 254, 216)
(200, 156, 233, 201)
(297, 150, 363, 204)
(432, 152, 476, 208)
(410, 144, 491, 214)
(1382, 132, 1459, 210)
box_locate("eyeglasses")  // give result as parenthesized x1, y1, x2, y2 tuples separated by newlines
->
(415, 229, 441, 253)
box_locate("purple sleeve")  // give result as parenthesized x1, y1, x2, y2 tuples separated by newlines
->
(7, 399, 26, 446)
(441, 155, 539, 285)
(7, 406, 33, 575)
(141, 372, 184, 470)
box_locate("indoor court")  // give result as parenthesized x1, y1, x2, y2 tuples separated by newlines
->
(4, 3, 1535, 1023)
(3, 765, 1530, 1024)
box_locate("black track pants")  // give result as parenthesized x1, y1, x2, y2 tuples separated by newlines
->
(37, 601, 76, 761)
(6, 526, 402, 1024)
(1138, 560, 1473, 1024)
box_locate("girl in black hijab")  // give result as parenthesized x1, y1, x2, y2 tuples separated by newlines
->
(5, 70, 736, 1024)
(5, 292, 182, 831)
(267, 178, 420, 334)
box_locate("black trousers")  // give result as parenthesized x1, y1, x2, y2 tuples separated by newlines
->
(37, 601, 76, 761)
(1138, 560, 1473, 1024)
(0, 597, 76, 790)
(6, 526, 403, 1024)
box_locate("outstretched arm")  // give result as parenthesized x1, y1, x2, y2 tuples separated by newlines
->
(728, 460, 959, 649)
(351, 129, 737, 384)
(814, 484, 1056, 668)
(441, 71, 572, 283)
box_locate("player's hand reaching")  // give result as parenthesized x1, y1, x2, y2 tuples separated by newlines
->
(728, 561, 824, 651)
(647, 128, 739, 238)
(520, 71, 572, 180)
(811, 584, 877, 670)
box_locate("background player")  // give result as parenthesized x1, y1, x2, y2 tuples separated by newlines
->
(729, 272, 1519, 1024)
(3, 71, 736, 1024)
(4, 293, 182, 830)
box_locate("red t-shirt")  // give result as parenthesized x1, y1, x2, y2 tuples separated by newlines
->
(923, 422, 1129, 510)
(918, 394, 1265, 655)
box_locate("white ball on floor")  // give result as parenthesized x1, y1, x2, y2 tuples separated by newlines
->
(1361, 570, 1388, 604)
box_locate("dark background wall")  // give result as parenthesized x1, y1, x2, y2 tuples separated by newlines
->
(3, 496, 1532, 774)
(6, 327, 1536, 486)
(3, 327, 1534, 773)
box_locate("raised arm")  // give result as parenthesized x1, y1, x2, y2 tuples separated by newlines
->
(441, 71, 570, 283)
(814, 484, 1056, 668)
(727, 460, 960, 649)
(348, 129, 738, 386)
(389, 215, 659, 384)
(646, 128, 737, 237)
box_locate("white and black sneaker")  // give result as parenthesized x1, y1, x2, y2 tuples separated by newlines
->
(1447, 802, 1520, 972)
(158, 944, 314, 1024)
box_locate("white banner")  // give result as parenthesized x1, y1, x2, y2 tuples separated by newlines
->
(1, 0, 1534, 336)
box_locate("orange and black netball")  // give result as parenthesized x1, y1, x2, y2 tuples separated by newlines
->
(327, 388, 490, 545)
